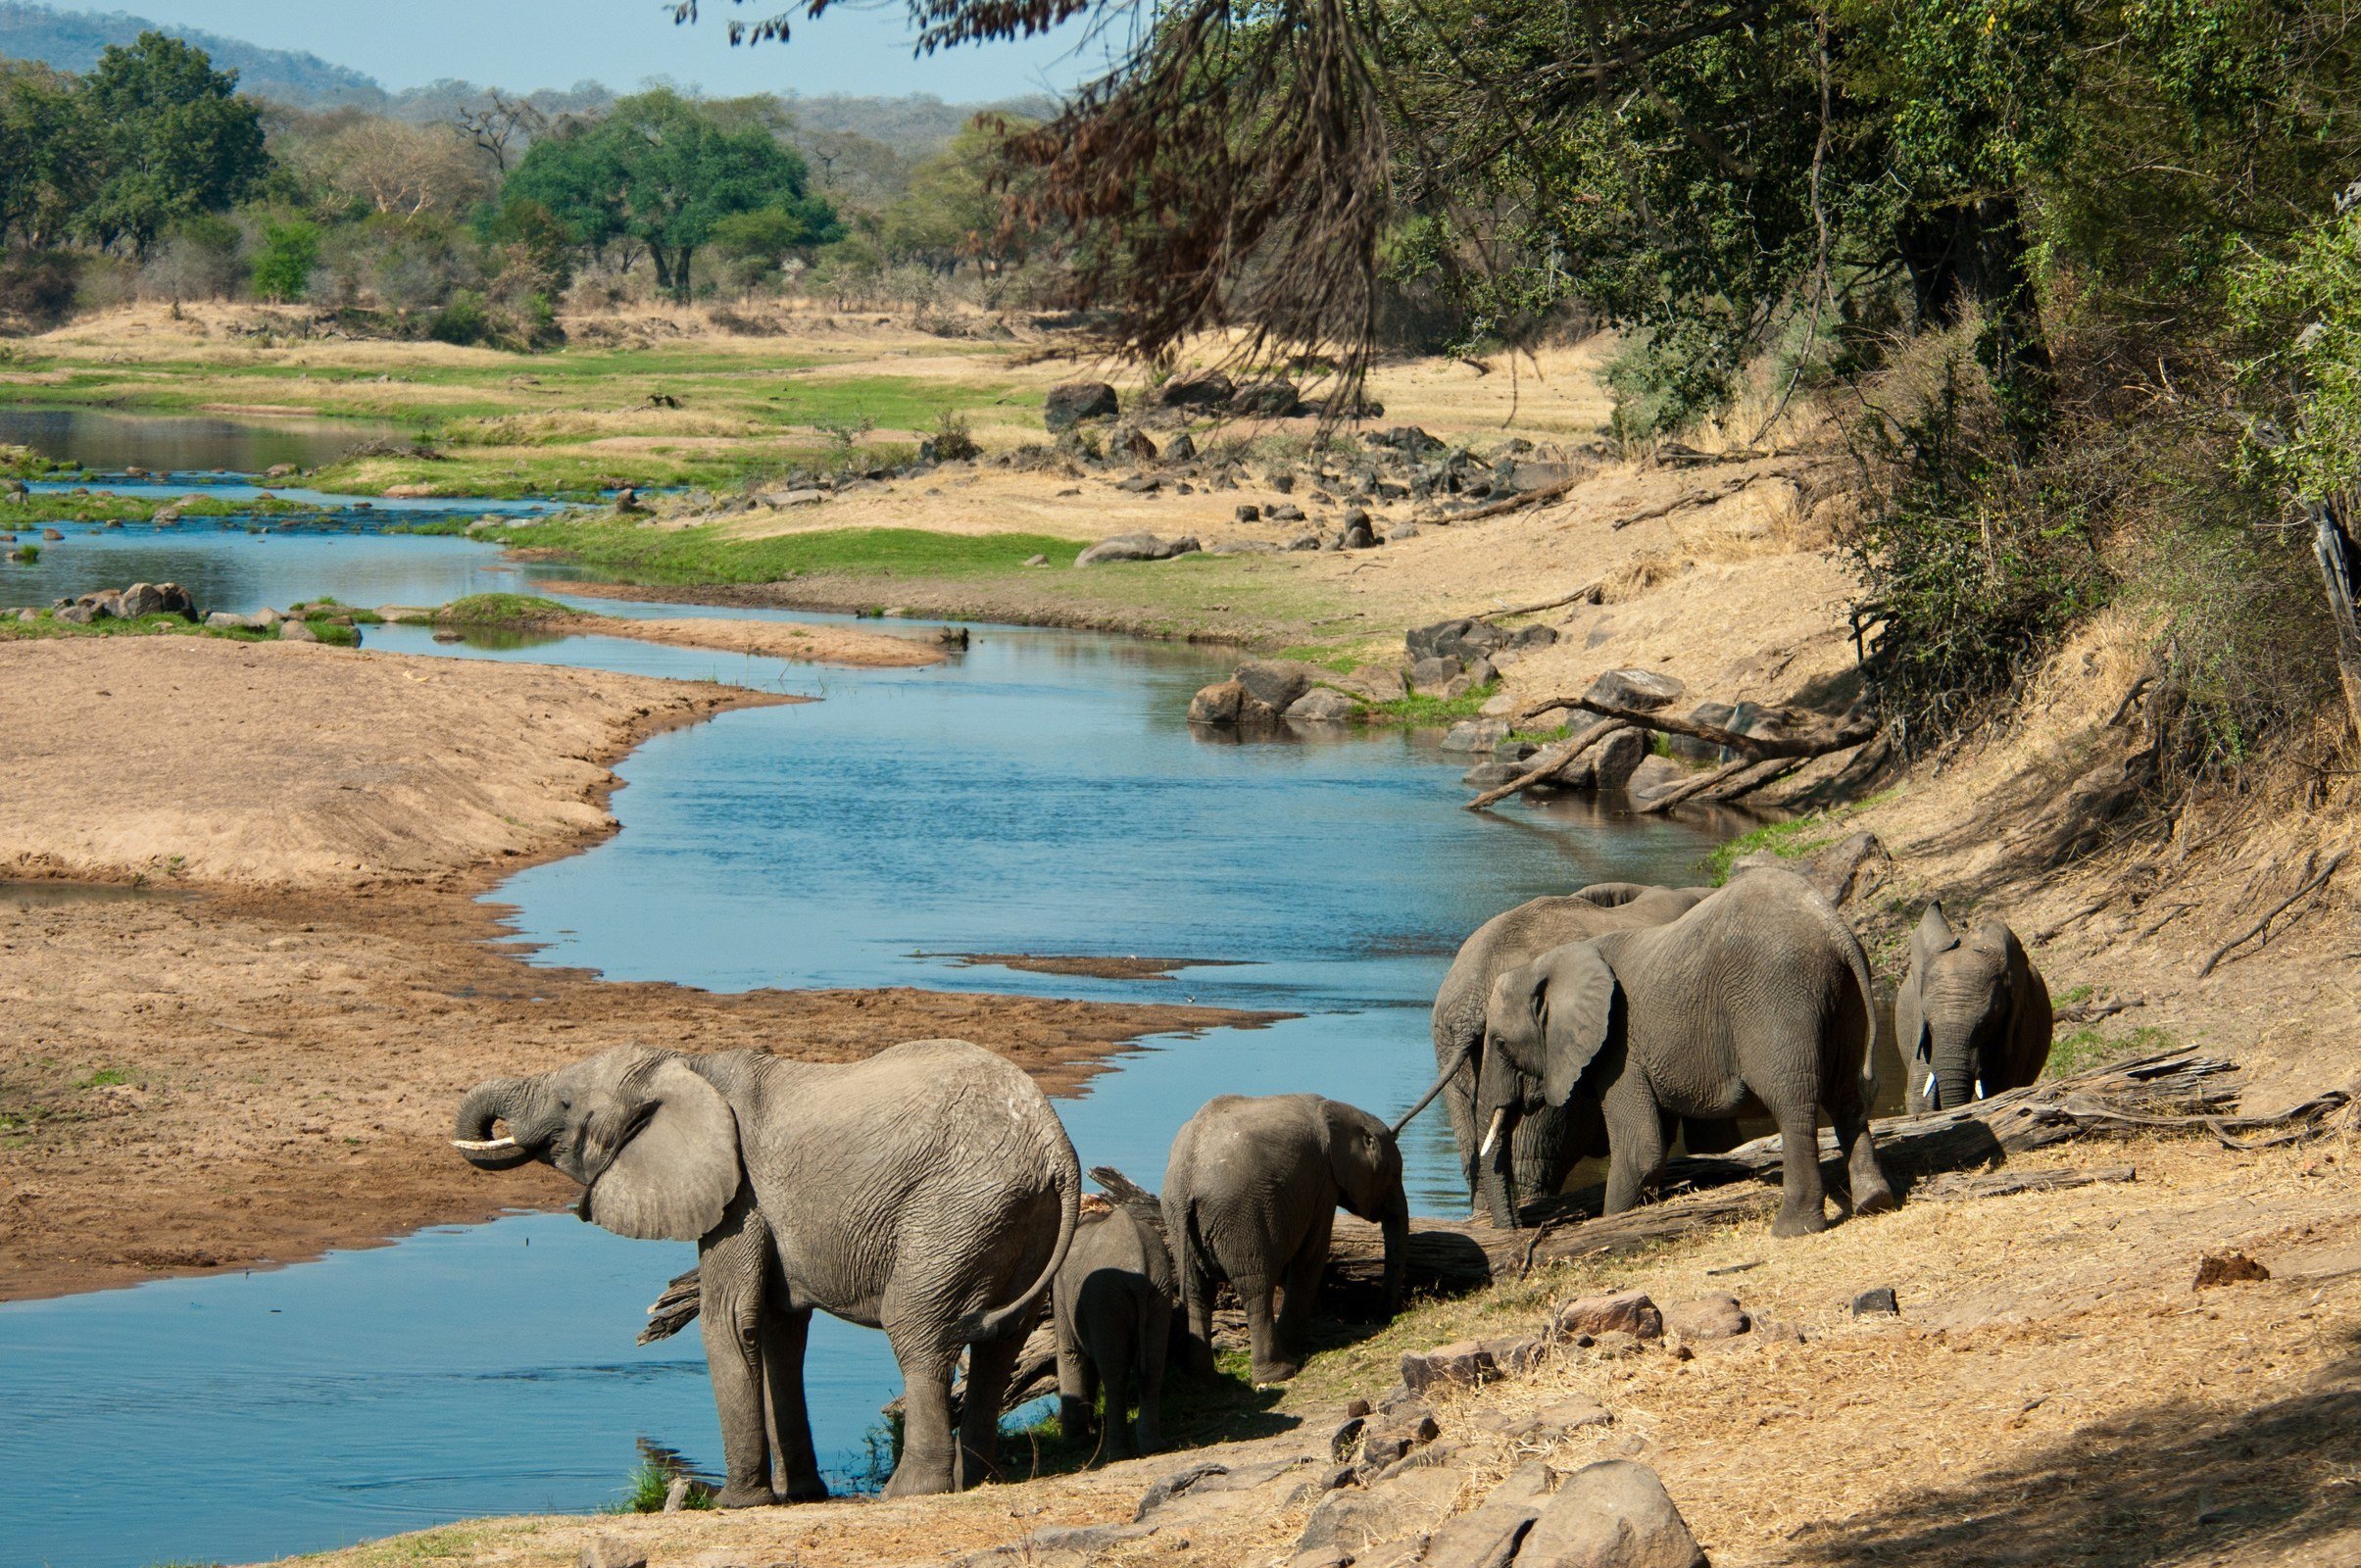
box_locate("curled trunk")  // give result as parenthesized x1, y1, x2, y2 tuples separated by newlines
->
(452, 1075, 538, 1169)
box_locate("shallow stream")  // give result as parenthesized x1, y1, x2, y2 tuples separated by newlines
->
(1, 432, 1751, 1568)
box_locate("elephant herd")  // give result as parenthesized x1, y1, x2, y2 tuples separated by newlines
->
(449, 866, 2050, 1506)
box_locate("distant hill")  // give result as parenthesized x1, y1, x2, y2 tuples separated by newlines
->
(0, 1, 383, 103)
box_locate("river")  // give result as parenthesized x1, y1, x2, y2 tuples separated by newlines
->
(0, 425, 1745, 1568)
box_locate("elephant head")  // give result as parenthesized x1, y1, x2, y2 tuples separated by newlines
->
(1475, 941, 1623, 1186)
(1896, 904, 2048, 1111)
(1322, 1101, 1408, 1309)
(453, 1046, 743, 1243)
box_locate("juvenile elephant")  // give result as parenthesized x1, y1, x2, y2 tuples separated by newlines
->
(1897, 902, 2053, 1112)
(1410, 881, 1712, 1228)
(452, 1039, 1079, 1504)
(1162, 1094, 1407, 1386)
(1052, 1199, 1175, 1461)
(1476, 868, 1895, 1237)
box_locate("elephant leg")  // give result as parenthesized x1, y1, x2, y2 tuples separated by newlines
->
(698, 1203, 777, 1508)
(1180, 1252, 1220, 1380)
(1601, 1085, 1667, 1216)
(1769, 1099, 1831, 1237)
(882, 1330, 959, 1498)
(1274, 1207, 1333, 1363)
(1136, 1296, 1169, 1455)
(1096, 1318, 1138, 1463)
(760, 1305, 827, 1503)
(1240, 1275, 1297, 1385)
(1831, 1075, 1896, 1218)
(959, 1333, 1023, 1489)
(1055, 1322, 1096, 1449)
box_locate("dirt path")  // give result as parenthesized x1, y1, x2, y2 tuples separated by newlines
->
(0, 636, 1272, 1300)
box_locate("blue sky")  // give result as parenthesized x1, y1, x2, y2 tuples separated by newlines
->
(47, 0, 1112, 101)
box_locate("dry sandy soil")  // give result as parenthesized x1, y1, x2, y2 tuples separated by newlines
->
(501, 610, 950, 668)
(0, 636, 1267, 1300)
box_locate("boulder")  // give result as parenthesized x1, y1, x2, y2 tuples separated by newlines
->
(1044, 380, 1120, 431)
(1623, 755, 1687, 804)
(1400, 1341, 1498, 1397)
(1538, 1396, 1615, 1432)
(1237, 659, 1332, 712)
(2195, 1250, 2272, 1289)
(1157, 369, 1235, 409)
(1514, 623, 1559, 649)
(116, 582, 195, 619)
(1663, 1295, 1749, 1341)
(1851, 1287, 1900, 1317)
(1461, 760, 1534, 791)
(1441, 719, 1510, 754)
(1667, 700, 1737, 762)
(1295, 1463, 1461, 1553)
(1230, 378, 1304, 417)
(1188, 680, 1246, 725)
(1119, 426, 1160, 462)
(1385, 522, 1421, 542)
(1164, 431, 1199, 463)
(1287, 688, 1359, 722)
(279, 619, 321, 643)
(1585, 668, 1688, 712)
(1368, 425, 1446, 455)
(1356, 1409, 1441, 1470)
(1407, 655, 1462, 693)
(53, 602, 97, 624)
(1514, 1461, 1707, 1568)
(577, 1537, 647, 1568)
(1075, 532, 1198, 566)
(1236, 504, 1262, 522)
(1269, 503, 1307, 522)
(1406, 617, 1512, 664)
(1288, 533, 1322, 551)
(1589, 727, 1649, 790)
(1553, 1290, 1663, 1343)
(1419, 1458, 1553, 1568)
(41, 526, 63, 541)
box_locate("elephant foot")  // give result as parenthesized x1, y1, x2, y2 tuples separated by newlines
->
(780, 1477, 830, 1504)
(1250, 1357, 1303, 1387)
(881, 1460, 955, 1498)
(715, 1482, 777, 1509)
(1849, 1180, 1898, 1217)
(1770, 1204, 1829, 1238)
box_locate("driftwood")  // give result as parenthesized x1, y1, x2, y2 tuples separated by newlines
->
(1449, 473, 1591, 524)
(1487, 579, 1604, 619)
(1464, 721, 1635, 810)
(2312, 502, 2361, 741)
(1633, 755, 1757, 814)
(1601, 474, 1761, 531)
(1515, 693, 1880, 761)
(2194, 849, 2348, 977)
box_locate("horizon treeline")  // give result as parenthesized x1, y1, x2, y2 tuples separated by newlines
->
(0, 29, 1057, 345)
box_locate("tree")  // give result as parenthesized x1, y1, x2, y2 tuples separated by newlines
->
(317, 120, 489, 219)
(250, 218, 320, 303)
(77, 31, 269, 257)
(0, 60, 92, 249)
(879, 121, 1037, 275)
(455, 90, 547, 176)
(504, 88, 836, 303)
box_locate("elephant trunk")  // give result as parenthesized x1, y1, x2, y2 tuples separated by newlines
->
(1473, 1045, 1524, 1230)
(452, 1076, 540, 1170)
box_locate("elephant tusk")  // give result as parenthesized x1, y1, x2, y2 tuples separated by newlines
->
(1923, 1073, 1938, 1104)
(1478, 1107, 1508, 1158)
(1975, 1078, 1986, 1100)
(452, 1136, 517, 1152)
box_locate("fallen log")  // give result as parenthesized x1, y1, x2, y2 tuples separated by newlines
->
(1634, 755, 1756, 814)
(1485, 579, 1604, 619)
(1514, 692, 1878, 761)
(1465, 721, 1634, 810)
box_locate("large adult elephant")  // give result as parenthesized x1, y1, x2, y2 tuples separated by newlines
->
(1474, 868, 1895, 1237)
(1162, 1094, 1407, 1386)
(1406, 881, 1711, 1228)
(451, 1039, 1079, 1504)
(1897, 902, 2053, 1112)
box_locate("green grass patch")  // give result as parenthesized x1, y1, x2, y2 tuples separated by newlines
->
(1703, 814, 1841, 885)
(1359, 680, 1500, 728)
(5, 494, 324, 525)
(436, 593, 575, 624)
(2046, 1023, 2177, 1079)
(603, 1462, 714, 1515)
(491, 516, 1087, 585)
(76, 1067, 130, 1089)
(1273, 643, 1366, 672)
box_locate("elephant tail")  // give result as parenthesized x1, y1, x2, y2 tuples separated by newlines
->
(959, 1128, 1081, 1344)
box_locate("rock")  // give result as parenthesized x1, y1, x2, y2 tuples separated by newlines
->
(1237, 659, 1329, 713)
(1850, 1287, 1900, 1316)
(577, 1535, 646, 1568)
(1118, 426, 1160, 462)
(1515, 1460, 1707, 1568)
(1623, 755, 1687, 804)
(432, 629, 464, 644)
(1025, 553, 1050, 566)
(1385, 522, 1421, 542)
(1076, 532, 1195, 565)
(1189, 681, 1247, 725)
(41, 526, 63, 541)
(1369, 425, 1446, 455)
(279, 620, 321, 643)
(1288, 532, 1322, 551)
(1231, 378, 1304, 417)
(1236, 504, 1262, 522)
(1589, 727, 1649, 790)
(53, 602, 96, 624)
(1462, 760, 1534, 790)
(1157, 369, 1235, 409)
(1115, 473, 1162, 494)
(1420, 1458, 1554, 1568)
(1287, 688, 1359, 722)
(153, 507, 182, 525)
(660, 1474, 692, 1512)
(1164, 431, 1198, 463)
(1554, 1290, 1663, 1343)
(1666, 700, 1736, 762)
(115, 582, 195, 619)
(1295, 1464, 1462, 1552)
(1664, 1295, 1750, 1341)
(265, 464, 298, 479)
(1463, 656, 1499, 687)
(204, 612, 244, 629)
(1514, 623, 1558, 649)
(611, 487, 643, 514)
(1401, 1340, 1499, 1396)
(1269, 503, 1307, 522)
(2195, 1251, 2271, 1289)
(776, 488, 826, 507)
(1407, 655, 1462, 693)
(1540, 1396, 1615, 1432)
(1406, 617, 1511, 663)
(1585, 668, 1688, 712)
(1440, 720, 1494, 754)
(1045, 380, 1120, 431)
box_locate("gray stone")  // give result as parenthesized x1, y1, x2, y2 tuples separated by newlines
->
(1025, 553, 1049, 566)
(1157, 369, 1235, 409)
(204, 611, 245, 629)
(1407, 655, 1461, 693)
(1076, 532, 1190, 565)
(1044, 380, 1120, 431)
(1663, 1294, 1750, 1341)
(660, 1474, 692, 1512)
(1230, 378, 1304, 417)
(1236, 504, 1262, 522)
(53, 602, 96, 624)
(1420, 1458, 1554, 1568)
(1406, 616, 1513, 663)
(1852, 1287, 1899, 1316)
(1385, 522, 1421, 542)
(1237, 659, 1329, 713)
(1590, 727, 1649, 790)
(1514, 622, 1559, 649)
(1585, 668, 1688, 712)
(1296, 1464, 1461, 1552)
(1539, 1396, 1615, 1432)
(279, 619, 321, 643)
(1554, 1290, 1663, 1343)
(1623, 755, 1687, 804)
(1288, 532, 1321, 551)
(1164, 431, 1199, 463)
(1463, 657, 1499, 687)
(1461, 760, 1533, 791)
(1286, 688, 1359, 723)
(1269, 503, 1306, 522)
(576, 1536, 647, 1568)
(1514, 1460, 1706, 1568)
(1668, 700, 1738, 762)
(1401, 1340, 1499, 1396)
(41, 526, 63, 541)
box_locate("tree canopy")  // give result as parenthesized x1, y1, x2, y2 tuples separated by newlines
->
(77, 30, 270, 255)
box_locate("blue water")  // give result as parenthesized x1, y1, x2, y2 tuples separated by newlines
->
(0, 486, 1741, 1568)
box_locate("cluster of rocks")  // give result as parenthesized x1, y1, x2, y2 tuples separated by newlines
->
(1188, 659, 1390, 725)
(38, 582, 198, 625)
(1047, 373, 1373, 432)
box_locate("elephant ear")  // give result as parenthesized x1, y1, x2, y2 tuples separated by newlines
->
(1999, 925, 2055, 1086)
(1540, 943, 1619, 1107)
(1322, 1101, 1400, 1220)
(589, 1057, 742, 1243)
(1910, 902, 1959, 974)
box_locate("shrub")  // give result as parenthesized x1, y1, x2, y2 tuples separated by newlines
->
(250, 219, 321, 304)
(928, 407, 982, 463)
(426, 291, 490, 346)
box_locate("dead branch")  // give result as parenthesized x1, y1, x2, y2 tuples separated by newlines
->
(1634, 755, 1756, 813)
(1513, 693, 1878, 760)
(2194, 849, 2348, 977)
(1600, 475, 1758, 531)
(1448, 473, 1590, 524)
(1465, 722, 1634, 810)
(1701, 757, 1803, 805)
(1487, 579, 1604, 619)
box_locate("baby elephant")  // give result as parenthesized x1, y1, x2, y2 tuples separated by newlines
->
(1897, 902, 2053, 1112)
(1052, 1190, 1176, 1461)
(1163, 1094, 1407, 1386)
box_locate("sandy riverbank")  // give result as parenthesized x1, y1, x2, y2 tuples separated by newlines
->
(0, 636, 1273, 1300)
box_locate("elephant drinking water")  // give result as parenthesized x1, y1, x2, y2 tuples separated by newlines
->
(451, 1039, 1080, 1504)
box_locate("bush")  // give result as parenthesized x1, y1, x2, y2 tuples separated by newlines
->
(928, 407, 981, 462)
(0, 252, 78, 324)
(426, 291, 490, 346)
(251, 219, 321, 304)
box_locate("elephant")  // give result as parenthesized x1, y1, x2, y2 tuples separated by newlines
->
(1051, 1200, 1175, 1461)
(1897, 902, 2053, 1112)
(1406, 881, 1713, 1228)
(451, 1039, 1079, 1504)
(1474, 867, 1895, 1237)
(1162, 1094, 1407, 1386)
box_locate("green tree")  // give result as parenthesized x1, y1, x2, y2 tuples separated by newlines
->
(250, 218, 320, 303)
(78, 32, 269, 257)
(504, 88, 837, 303)
(0, 60, 92, 249)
